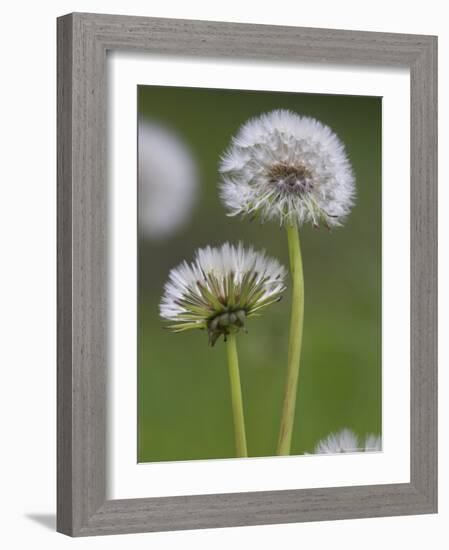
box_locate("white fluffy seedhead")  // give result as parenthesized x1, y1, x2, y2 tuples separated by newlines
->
(219, 110, 356, 228)
(138, 121, 197, 239)
(160, 242, 286, 345)
(313, 429, 382, 454)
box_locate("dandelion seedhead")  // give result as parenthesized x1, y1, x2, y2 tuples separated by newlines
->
(138, 121, 197, 239)
(160, 243, 286, 346)
(219, 109, 355, 228)
(312, 429, 382, 454)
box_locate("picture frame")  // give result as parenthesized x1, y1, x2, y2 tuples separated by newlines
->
(57, 12, 437, 536)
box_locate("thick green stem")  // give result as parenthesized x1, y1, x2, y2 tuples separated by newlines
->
(277, 223, 304, 455)
(226, 333, 248, 458)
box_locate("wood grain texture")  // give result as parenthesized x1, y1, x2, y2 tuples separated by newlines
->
(57, 12, 438, 537)
(57, 13, 74, 536)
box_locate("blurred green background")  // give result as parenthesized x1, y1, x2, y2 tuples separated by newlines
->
(137, 85, 381, 462)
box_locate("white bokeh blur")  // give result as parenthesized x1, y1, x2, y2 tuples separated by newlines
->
(138, 121, 198, 239)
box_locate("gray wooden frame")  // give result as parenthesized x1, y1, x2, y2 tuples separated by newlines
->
(57, 12, 438, 537)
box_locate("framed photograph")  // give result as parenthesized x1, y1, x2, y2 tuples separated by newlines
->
(57, 12, 437, 536)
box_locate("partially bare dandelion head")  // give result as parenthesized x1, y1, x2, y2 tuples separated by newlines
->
(160, 243, 286, 346)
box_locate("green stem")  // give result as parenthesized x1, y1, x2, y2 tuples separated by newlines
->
(226, 333, 248, 457)
(277, 223, 304, 455)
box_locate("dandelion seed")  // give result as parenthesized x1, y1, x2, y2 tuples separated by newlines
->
(160, 242, 286, 346)
(364, 433, 382, 452)
(219, 109, 355, 228)
(313, 429, 382, 454)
